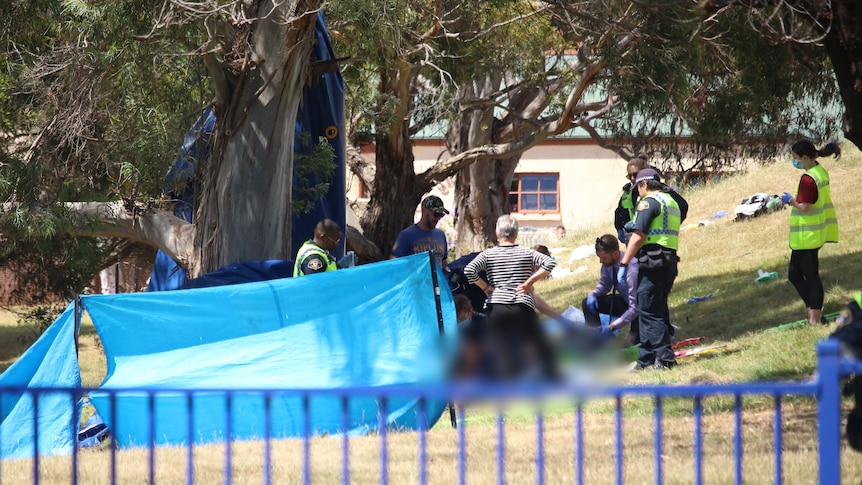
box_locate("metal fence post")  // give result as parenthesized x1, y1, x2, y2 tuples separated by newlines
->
(817, 340, 842, 485)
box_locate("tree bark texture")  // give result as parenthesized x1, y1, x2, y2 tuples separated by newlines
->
(358, 63, 432, 257)
(195, 0, 321, 276)
(821, 0, 862, 148)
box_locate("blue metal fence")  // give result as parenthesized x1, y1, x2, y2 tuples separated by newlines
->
(2, 340, 857, 484)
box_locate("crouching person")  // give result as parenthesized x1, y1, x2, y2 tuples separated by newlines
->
(582, 234, 639, 346)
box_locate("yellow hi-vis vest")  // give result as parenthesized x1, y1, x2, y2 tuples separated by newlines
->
(789, 164, 838, 250)
(635, 191, 681, 250)
(293, 240, 337, 277)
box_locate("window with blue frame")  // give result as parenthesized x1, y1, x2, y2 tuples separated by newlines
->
(509, 173, 559, 213)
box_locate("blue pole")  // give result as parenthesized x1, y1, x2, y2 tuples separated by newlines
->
(816, 341, 842, 485)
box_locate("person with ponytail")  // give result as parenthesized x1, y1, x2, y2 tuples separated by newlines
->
(780, 140, 841, 325)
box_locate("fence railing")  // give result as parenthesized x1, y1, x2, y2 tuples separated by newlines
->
(1, 340, 857, 484)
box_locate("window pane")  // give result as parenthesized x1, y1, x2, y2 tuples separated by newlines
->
(539, 175, 558, 191)
(509, 194, 519, 212)
(539, 193, 558, 211)
(521, 194, 538, 210)
(510, 178, 520, 192)
(520, 175, 539, 192)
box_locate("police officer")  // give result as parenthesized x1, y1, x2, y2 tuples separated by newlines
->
(616, 156, 688, 244)
(618, 168, 683, 370)
(614, 156, 649, 243)
(293, 219, 354, 277)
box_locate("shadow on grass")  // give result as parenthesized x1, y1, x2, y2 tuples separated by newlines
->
(669, 251, 862, 343)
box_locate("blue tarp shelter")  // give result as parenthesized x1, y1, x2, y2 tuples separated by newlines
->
(0, 254, 455, 457)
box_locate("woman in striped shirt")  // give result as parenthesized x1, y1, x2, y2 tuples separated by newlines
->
(464, 215, 559, 380)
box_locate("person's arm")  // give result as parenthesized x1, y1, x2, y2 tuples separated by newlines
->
(611, 260, 639, 330)
(464, 252, 493, 296)
(592, 265, 611, 296)
(534, 293, 562, 320)
(788, 174, 818, 213)
(669, 189, 689, 222)
(518, 251, 555, 294)
(517, 268, 550, 295)
(620, 231, 645, 266)
(299, 254, 328, 276)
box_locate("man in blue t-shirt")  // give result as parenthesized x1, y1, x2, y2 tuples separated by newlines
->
(391, 195, 449, 268)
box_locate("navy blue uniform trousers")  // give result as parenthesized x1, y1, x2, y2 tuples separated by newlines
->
(637, 259, 677, 367)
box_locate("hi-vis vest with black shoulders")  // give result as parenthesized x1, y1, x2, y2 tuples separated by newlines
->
(635, 191, 681, 250)
(789, 164, 838, 250)
(293, 240, 337, 277)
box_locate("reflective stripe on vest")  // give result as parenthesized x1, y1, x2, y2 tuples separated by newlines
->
(636, 191, 681, 250)
(293, 240, 337, 276)
(789, 164, 838, 250)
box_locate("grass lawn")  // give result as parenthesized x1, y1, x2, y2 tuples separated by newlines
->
(2, 146, 862, 482)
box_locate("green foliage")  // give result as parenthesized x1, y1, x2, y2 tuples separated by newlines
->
(1, 0, 210, 296)
(595, 4, 840, 167)
(292, 132, 336, 216)
(15, 302, 68, 346)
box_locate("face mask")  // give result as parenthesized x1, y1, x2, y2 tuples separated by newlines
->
(792, 158, 803, 169)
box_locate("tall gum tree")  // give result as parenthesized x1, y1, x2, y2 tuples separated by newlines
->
(1, 0, 325, 282)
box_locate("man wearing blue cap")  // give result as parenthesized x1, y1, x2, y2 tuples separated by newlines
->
(618, 168, 684, 370)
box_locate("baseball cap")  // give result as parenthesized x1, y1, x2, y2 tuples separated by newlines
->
(421, 195, 449, 215)
(634, 168, 661, 185)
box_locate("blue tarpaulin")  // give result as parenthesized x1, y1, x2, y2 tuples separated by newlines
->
(0, 254, 454, 457)
(87, 254, 455, 448)
(0, 303, 81, 459)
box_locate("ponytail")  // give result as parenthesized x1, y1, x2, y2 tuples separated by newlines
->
(791, 139, 841, 160)
(818, 141, 841, 159)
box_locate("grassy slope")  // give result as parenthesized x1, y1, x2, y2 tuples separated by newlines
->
(2, 147, 862, 387)
(536, 145, 862, 384)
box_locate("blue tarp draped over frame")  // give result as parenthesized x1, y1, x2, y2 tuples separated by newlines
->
(0, 304, 81, 459)
(87, 254, 455, 448)
(0, 254, 454, 457)
(147, 11, 346, 291)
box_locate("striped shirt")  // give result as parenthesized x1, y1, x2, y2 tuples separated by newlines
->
(463, 245, 556, 309)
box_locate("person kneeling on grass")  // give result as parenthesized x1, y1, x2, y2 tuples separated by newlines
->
(582, 234, 639, 346)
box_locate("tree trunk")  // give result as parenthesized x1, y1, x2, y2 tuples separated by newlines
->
(822, 0, 862, 148)
(194, 1, 321, 276)
(358, 65, 432, 256)
(451, 157, 518, 254)
(359, 125, 430, 257)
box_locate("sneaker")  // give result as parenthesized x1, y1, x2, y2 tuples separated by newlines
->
(654, 361, 676, 370)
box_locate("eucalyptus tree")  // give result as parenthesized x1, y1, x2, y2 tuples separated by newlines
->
(1, 0, 327, 298)
(333, 0, 840, 254)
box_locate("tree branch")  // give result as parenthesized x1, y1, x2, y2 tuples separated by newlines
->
(12, 201, 198, 268)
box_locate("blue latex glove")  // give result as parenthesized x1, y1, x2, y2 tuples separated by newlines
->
(781, 192, 793, 205)
(616, 264, 628, 286)
(585, 294, 599, 314)
(337, 251, 358, 269)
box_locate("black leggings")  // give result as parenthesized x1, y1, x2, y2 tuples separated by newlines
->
(788, 248, 823, 310)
